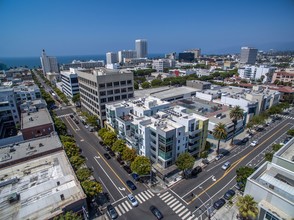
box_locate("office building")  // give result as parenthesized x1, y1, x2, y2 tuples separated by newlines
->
(118, 50, 137, 63)
(186, 49, 201, 59)
(240, 47, 258, 65)
(40, 49, 59, 74)
(165, 52, 176, 60)
(106, 52, 118, 64)
(60, 60, 105, 70)
(0, 87, 20, 126)
(77, 68, 134, 126)
(178, 52, 195, 62)
(244, 138, 294, 220)
(60, 68, 79, 98)
(14, 84, 41, 105)
(152, 59, 176, 72)
(135, 39, 148, 58)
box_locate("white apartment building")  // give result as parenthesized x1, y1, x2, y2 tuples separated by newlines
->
(135, 39, 148, 58)
(77, 68, 134, 126)
(61, 60, 104, 70)
(118, 50, 137, 63)
(60, 68, 79, 98)
(238, 65, 275, 82)
(244, 138, 294, 220)
(106, 98, 208, 171)
(40, 49, 59, 74)
(106, 52, 118, 64)
(152, 59, 176, 72)
(240, 47, 258, 65)
(14, 84, 41, 105)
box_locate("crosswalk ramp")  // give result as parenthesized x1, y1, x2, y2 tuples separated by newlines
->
(113, 190, 154, 217)
(159, 191, 195, 220)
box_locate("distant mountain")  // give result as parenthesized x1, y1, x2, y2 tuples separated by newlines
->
(205, 41, 294, 55)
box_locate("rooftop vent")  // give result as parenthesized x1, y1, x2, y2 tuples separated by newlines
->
(60, 194, 65, 200)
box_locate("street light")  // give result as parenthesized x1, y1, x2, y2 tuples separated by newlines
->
(199, 186, 213, 220)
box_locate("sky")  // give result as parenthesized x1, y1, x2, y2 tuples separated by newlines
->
(0, 0, 294, 57)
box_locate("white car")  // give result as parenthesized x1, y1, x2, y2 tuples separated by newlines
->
(222, 161, 231, 170)
(215, 154, 224, 161)
(250, 140, 258, 147)
(127, 194, 138, 207)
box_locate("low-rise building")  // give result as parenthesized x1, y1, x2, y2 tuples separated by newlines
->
(14, 84, 41, 105)
(152, 59, 175, 72)
(238, 65, 275, 82)
(271, 69, 294, 85)
(186, 80, 211, 90)
(60, 60, 104, 70)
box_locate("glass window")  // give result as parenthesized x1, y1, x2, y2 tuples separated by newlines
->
(115, 95, 120, 100)
(114, 81, 119, 86)
(108, 97, 113, 102)
(120, 81, 126, 85)
(99, 83, 105, 88)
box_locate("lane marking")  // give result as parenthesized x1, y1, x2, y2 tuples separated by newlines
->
(115, 207, 121, 216)
(98, 177, 115, 201)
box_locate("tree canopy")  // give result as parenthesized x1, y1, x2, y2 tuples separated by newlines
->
(287, 129, 294, 136)
(81, 180, 102, 197)
(69, 155, 85, 170)
(131, 156, 151, 175)
(236, 166, 255, 184)
(122, 147, 137, 163)
(103, 131, 117, 147)
(175, 152, 195, 171)
(53, 211, 82, 220)
(212, 122, 227, 154)
(112, 139, 126, 154)
(236, 195, 259, 219)
(76, 168, 92, 182)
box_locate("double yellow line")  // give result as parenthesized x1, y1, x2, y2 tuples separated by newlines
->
(188, 122, 290, 204)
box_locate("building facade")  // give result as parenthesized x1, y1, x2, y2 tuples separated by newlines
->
(135, 39, 148, 58)
(61, 60, 105, 70)
(271, 70, 294, 85)
(185, 49, 201, 59)
(106, 52, 118, 64)
(152, 59, 176, 72)
(60, 68, 79, 98)
(178, 52, 195, 62)
(40, 49, 59, 74)
(238, 65, 275, 82)
(240, 47, 258, 65)
(77, 68, 134, 126)
(118, 50, 137, 63)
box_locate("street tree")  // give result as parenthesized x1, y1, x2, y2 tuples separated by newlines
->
(69, 155, 85, 170)
(236, 166, 255, 184)
(236, 195, 259, 220)
(81, 180, 102, 197)
(134, 81, 139, 90)
(272, 143, 282, 152)
(76, 168, 92, 182)
(287, 129, 294, 136)
(86, 115, 98, 127)
(72, 94, 80, 103)
(175, 152, 195, 172)
(200, 151, 208, 159)
(151, 79, 162, 87)
(103, 131, 117, 147)
(60, 135, 75, 143)
(212, 122, 227, 154)
(141, 81, 151, 89)
(98, 128, 108, 140)
(229, 106, 244, 145)
(63, 142, 79, 158)
(53, 211, 82, 220)
(265, 152, 273, 161)
(112, 139, 126, 154)
(131, 156, 151, 175)
(122, 147, 137, 163)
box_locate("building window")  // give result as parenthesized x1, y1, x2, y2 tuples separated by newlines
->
(107, 90, 113, 95)
(107, 82, 113, 87)
(122, 94, 127, 99)
(114, 89, 120, 94)
(108, 97, 113, 102)
(101, 98, 106, 103)
(128, 94, 133, 98)
(128, 87, 133, 91)
(100, 91, 106, 96)
(99, 83, 105, 88)
(115, 95, 120, 100)
(120, 81, 126, 85)
(101, 105, 105, 110)
(127, 80, 132, 85)
(121, 88, 127, 93)
(114, 81, 119, 86)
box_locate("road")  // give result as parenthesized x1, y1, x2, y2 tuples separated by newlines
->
(55, 107, 294, 220)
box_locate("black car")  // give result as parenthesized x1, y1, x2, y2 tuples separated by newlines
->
(69, 114, 74, 118)
(131, 173, 140, 181)
(107, 204, 118, 219)
(242, 137, 249, 144)
(126, 180, 137, 190)
(149, 205, 163, 219)
(105, 147, 111, 151)
(99, 141, 105, 146)
(224, 189, 235, 200)
(109, 150, 115, 157)
(235, 182, 245, 191)
(191, 166, 202, 176)
(202, 159, 209, 165)
(255, 127, 264, 132)
(104, 153, 111, 160)
(213, 198, 226, 210)
(123, 165, 132, 174)
(116, 157, 125, 165)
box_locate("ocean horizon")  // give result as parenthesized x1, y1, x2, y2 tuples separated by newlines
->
(0, 53, 165, 69)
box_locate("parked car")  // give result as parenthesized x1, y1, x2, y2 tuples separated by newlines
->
(116, 157, 124, 165)
(131, 173, 140, 181)
(202, 159, 209, 165)
(127, 194, 138, 207)
(99, 141, 105, 146)
(215, 154, 224, 161)
(224, 189, 236, 200)
(235, 182, 245, 191)
(222, 161, 231, 170)
(108, 150, 115, 157)
(213, 198, 226, 210)
(149, 205, 163, 219)
(255, 127, 264, 132)
(69, 114, 74, 118)
(123, 165, 132, 174)
(107, 204, 118, 219)
(104, 153, 111, 160)
(250, 140, 258, 147)
(242, 137, 249, 144)
(191, 166, 202, 176)
(126, 180, 137, 190)
(105, 147, 111, 151)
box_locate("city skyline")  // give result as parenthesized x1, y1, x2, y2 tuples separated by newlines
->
(1, 0, 294, 57)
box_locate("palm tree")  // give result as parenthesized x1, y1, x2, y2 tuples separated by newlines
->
(236, 195, 259, 220)
(212, 122, 227, 155)
(229, 106, 244, 145)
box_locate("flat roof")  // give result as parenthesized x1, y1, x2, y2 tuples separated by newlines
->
(21, 108, 53, 129)
(151, 86, 199, 100)
(0, 134, 62, 168)
(275, 138, 294, 161)
(134, 86, 171, 98)
(0, 151, 86, 220)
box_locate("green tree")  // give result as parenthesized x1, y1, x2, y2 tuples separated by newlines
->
(131, 156, 151, 175)
(53, 211, 82, 220)
(60, 135, 75, 143)
(53, 117, 67, 135)
(272, 143, 282, 152)
(103, 131, 117, 147)
(98, 128, 108, 140)
(63, 142, 79, 158)
(287, 129, 294, 136)
(86, 115, 98, 127)
(236, 195, 259, 220)
(229, 106, 244, 145)
(134, 81, 139, 90)
(72, 94, 80, 103)
(76, 168, 92, 182)
(236, 166, 255, 184)
(69, 155, 85, 170)
(81, 180, 102, 197)
(212, 122, 227, 154)
(175, 152, 195, 172)
(265, 152, 273, 161)
(200, 151, 208, 159)
(151, 79, 162, 87)
(112, 139, 126, 154)
(122, 147, 137, 163)
(141, 81, 151, 89)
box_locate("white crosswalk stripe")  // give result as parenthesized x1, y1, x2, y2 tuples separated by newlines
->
(118, 204, 125, 214)
(179, 209, 189, 217)
(172, 203, 182, 211)
(137, 193, 146, 202)
(175, 205, 185, 214)
(170, 200, 180, 208)
(161, 193, 171, 200)
(56, 113, 72, 118)
(167, 198, 177, 206)
(164, 195, 174, 203)
(147, 190, 154, 196)
(186, 215, 195, 220)
(141, 192, 149, 200)
(115, 207, 122, 216)
(159, 191, 169, 198)
(135, 195, 143, 203)
(143, 191, 152, 198)
(125, 200, 132, 210)
(122, 201, 129, 212)
(182, 211, 192, 220)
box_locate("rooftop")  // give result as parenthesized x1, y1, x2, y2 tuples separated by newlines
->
(0, 134, 62, 168)
(275, 137, 294, 162)
(150, 86, 198, 100)
(21, 108, 53, 129)
(0, 151, 86, 220)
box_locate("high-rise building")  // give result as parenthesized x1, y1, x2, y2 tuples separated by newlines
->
(240, 47, 258, 65)
(106, 52, 118, 64)
(77, 68, 134, 127)
(118, 50, 137, 63)
(178, 52, 194, 62)
(135, 39, 148, 58)
(40, 49, 59, 74)
(60, 68, 79, 98)
(186, 49, 201, 59)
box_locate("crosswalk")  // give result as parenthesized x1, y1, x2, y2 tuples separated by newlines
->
(279, 114, 294, 120)
(111, 190, 154, 218)
(159, 191, 195, 220)
(56, 113, 72, 118)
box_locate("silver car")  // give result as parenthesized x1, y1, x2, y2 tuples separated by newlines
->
(127, 194, 138, 207)
(222, 161, 231, 170)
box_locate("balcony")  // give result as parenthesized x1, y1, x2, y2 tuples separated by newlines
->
(189, 129, 200, 136)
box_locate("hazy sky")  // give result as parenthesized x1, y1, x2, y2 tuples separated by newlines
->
(1, 0, 294, 57)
